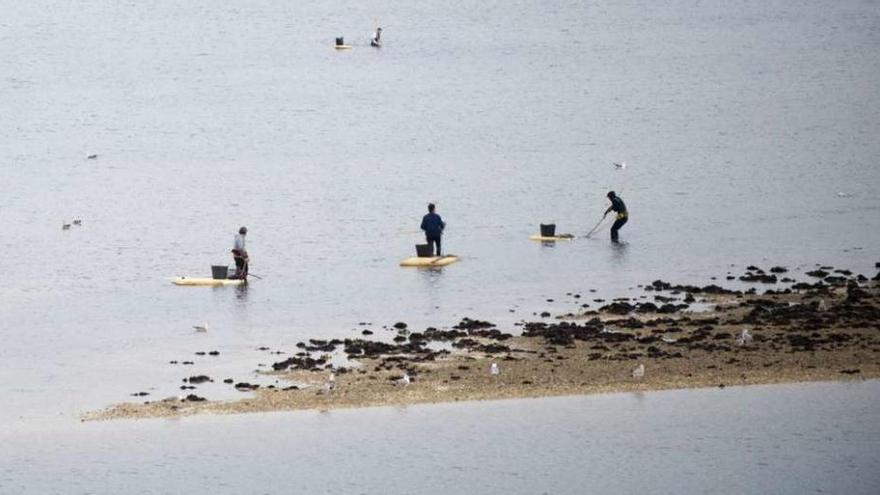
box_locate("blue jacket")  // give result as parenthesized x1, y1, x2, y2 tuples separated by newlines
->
(421, 212, 445, 237)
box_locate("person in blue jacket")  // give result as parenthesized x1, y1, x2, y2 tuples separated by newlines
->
(420, 203, 446, 256)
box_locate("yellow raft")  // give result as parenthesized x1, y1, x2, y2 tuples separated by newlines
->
(399, 255, 460, 267)
(529, 234, 574, 242)
(172, 277, 245, 287)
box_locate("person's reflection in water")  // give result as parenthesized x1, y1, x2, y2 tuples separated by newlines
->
(234, 283, 249, 302)
(610, 238, 629, 265)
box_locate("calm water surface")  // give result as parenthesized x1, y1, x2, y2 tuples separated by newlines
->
(2, 381, 880, 494)
(0, 0, 879, 490)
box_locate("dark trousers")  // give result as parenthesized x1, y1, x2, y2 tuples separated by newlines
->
(426, 235, 442, 256)
(232, 252, 249, 279)
(610, 216, 628, 241)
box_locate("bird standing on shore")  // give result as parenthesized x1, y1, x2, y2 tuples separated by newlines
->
(736, 328, 753, 346)
(326, 372, 336, 392)
(395, 373, 411, 387)
(632, 364, 645, 380)
(490, 362, 499, 376)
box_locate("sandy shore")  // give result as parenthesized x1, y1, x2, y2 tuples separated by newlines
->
(87, 264, 880, 421)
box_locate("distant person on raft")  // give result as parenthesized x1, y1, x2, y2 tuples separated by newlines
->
(420, 203, 446, 256)
(231, 226, 249, 279)
(604, 191, 628, 242)
(371, 27, 382, 47)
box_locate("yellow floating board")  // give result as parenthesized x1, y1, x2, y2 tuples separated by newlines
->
(334, 45, 353, 49)
(172, 277, 245, 287)
(399, 255, 460, 267)
(530, 234, 574, 241)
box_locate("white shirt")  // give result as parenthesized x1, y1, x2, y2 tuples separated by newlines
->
(233, 234, 246, 251)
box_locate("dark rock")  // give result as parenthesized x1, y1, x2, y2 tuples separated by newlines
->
(453, 318, 495, 330)
(740, 273, 778, 283)
(840, 369, 861, 375)
(540, 311, 551, 318)
(806, 270, 829, 278)
(183, 394, 206, 402)
(223, 378, 233, 384)
(185, 375, 212, 384)
(209, 351, 220, 356)
(600, 302, 635, 315)
(130, 392, 149, 397)
(769, 266, 788, 273)
(234, 382, 259, 391)
(362, 329, 374, 335)
(393, 322, 408, 330)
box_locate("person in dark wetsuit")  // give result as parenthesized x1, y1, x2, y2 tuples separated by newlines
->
(420, 203, 446, 256)
(603, 191, 628, 242)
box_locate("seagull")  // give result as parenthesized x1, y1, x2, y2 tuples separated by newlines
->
(736, 328, 753, 346)
(613, 161, 627, 169)
(490, 362, 499, 376)
(326, 372, 336, 392)
(62, 221, 71, 230)
(661, 336, 678, 344)
(395, 373, 411, 387)
(632, 363, 645, 380)
(72, 218, 82, 226)
(817, 299, 828, 312)
(193, 323, 208, 332)
(87, 154, 98, 160)
(836, 192, 850, 198)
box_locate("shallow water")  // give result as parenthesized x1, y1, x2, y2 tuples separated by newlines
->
(3, 381, 880, 494)
(1, 0, 879, 437)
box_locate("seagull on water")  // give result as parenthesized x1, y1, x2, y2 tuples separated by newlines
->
(490, 362, 499, 376)
(613, 161, 627, 169)
(632, 363, 645, 380)
(72, 218, 82, 226)
(736, 328, 753, 346)
(62, 221, 71, 230)
(193, 323, 208, 332)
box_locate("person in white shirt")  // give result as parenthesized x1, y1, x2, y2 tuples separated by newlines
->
(231, 226, 249, 279)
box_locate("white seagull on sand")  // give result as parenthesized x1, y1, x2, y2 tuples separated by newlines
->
(736, 328, 753, 346)
(490, 362, 499, 376)
(326, 372, 336, 392)
(632, 363, 645, 380)
(395, 373, 411, 387)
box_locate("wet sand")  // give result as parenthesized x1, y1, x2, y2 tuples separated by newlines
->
(88, 265, 880, 420)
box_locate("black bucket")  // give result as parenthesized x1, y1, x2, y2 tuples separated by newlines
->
(415, 244, 434, 257)
(335, 37, 344, 46)
(540, 224, 556, 237)
(211, 265, 229, 280)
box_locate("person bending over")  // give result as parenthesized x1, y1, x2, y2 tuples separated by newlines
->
(604, 191, 628, 242)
